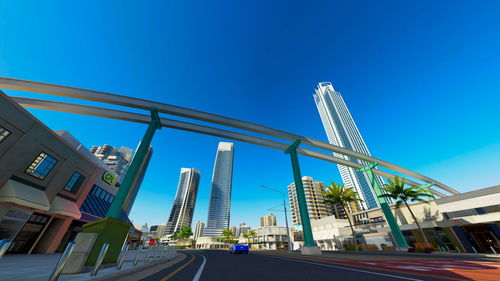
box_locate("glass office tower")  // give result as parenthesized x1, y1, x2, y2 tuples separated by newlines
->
(204, 142, 234, 237)
(165, 168, 201, 235)
(314, 82, 388, 210)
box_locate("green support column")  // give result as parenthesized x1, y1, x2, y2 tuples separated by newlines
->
(107, 107, 162, 218)
(357, 162, 409, 249)
(285, 140, 317, 248)
(83, 108, 161, 266)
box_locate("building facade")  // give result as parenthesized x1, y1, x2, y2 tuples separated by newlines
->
(165, 168, 201, 235)
(260, 213, 277, 227)
(349, 185, 500, 253)
(90, 145, 132, 183)
(253, 226, 289, 250)
(313, 82, 388, 210)
(237, 222, 250, 237)
(205, 142, 234, 237)
(0, 91, 99, 254)
(287, 176, 332, 226)
(194, 221, 205, 239)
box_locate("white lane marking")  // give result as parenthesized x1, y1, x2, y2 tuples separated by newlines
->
(192, 254, 206, 281)
(264, 255, 424, 281)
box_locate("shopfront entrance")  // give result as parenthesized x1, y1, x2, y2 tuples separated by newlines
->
(463, 224, 500, 253)
(8, 213, 52, 254)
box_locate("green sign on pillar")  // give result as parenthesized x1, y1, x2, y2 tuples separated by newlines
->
(285, 140, 316, 247)
(356, 162, 409, 248)
(106, 107, 162, 218)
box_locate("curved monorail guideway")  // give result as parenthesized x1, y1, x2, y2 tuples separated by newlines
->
(0, 77, 459, 251)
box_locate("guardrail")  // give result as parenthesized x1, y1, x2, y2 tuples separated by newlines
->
(44, 241, 177, 281)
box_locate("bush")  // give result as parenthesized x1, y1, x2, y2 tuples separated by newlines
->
(177, 245, 186, 249)
(345, 245, 356, 251)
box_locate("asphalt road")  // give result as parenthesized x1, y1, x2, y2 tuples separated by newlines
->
(138, 250, 452, 281)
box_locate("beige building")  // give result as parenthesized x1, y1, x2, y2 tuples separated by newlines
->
(350, 185, 500, 253)
(253, 226, 289, 250)
(260, 213, 277, 227)
(287, 176, 331, 226)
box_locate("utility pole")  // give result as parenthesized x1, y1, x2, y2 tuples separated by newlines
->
(261, 186, 293, 253)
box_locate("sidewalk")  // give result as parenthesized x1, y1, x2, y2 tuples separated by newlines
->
(0, 250, 181, 281)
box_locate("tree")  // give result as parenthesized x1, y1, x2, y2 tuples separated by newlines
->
(178, 226, 193, 240)
(323, 181, 363, 251)
(171, 231, 179, 240)
(245, 230, 257, 246)
(378, 176, 434, 247)
(221, 229, 234, 244)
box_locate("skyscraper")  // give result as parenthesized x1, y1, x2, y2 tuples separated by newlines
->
(260, 213, 277, 227)
(287, 176, 332, 226)
(194, 221, 205, 239)
(314, 82, 388, 210)
(204, 142, 234, 237)
(165, 168, 201, 235)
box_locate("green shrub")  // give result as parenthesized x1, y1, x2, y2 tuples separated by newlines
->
(345, 245, 356, 251)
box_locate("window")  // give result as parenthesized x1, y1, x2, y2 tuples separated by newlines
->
(25, 152, 58, 180)
(0, 126, 10, 143)
(64, 172, 86, 193)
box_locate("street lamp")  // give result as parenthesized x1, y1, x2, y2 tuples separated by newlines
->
(261, 185, 293, 253)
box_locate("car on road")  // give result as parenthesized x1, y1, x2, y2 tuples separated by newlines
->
(229, 244, 249, 254)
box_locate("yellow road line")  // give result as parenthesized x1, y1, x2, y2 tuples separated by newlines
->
(160, 254, 196, 281)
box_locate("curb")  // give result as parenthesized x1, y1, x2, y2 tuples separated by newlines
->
(91, 253, 186, 281)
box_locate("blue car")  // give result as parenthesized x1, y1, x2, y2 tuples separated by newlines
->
(229, 244, 249, 254)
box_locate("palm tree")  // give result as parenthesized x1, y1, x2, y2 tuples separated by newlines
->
(378, 176, 434, 247)
(244, 230, 257, 247)
(221, 229, 234, 244)
(323, 181, 363, 251)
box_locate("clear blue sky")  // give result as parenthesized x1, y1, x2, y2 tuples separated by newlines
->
(1, 1, 499, 228)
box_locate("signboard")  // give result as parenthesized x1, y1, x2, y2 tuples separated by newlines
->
(102, 171, 117, 185)
(148, 238, 156, 246)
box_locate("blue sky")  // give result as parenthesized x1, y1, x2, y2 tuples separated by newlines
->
(1, 1, 499, 228)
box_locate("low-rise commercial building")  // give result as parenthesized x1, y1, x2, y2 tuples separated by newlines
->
(0, 91, 133, 254)
(350, 185, 500, 253)
(252, 226, 289, 250)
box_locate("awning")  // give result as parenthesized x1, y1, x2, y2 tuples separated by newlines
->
(48, 196, 81, 219)
(0, 179, 50, 211)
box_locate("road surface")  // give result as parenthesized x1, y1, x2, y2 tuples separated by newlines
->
(137, 250, 471, 281)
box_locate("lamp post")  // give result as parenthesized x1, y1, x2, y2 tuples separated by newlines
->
(261, 185, 293, 253)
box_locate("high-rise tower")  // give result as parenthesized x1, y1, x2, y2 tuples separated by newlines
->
(287, 176, 331, 226)
(313, 82, 388, 210)
(165, 168, 201, 235)
(204, 142, 234, 237)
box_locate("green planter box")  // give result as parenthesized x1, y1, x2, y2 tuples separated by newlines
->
(82, 217, 132, 266)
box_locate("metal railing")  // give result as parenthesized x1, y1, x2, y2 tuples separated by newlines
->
(1, 239, 178, 281)
(0, 239, 13, 260)
(48, 241, 76, 281)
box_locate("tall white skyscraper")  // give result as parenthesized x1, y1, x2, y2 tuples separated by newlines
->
(165, 168, 201, 235)
(314, 82, 388, 210)
(205, 142, 234, 237)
